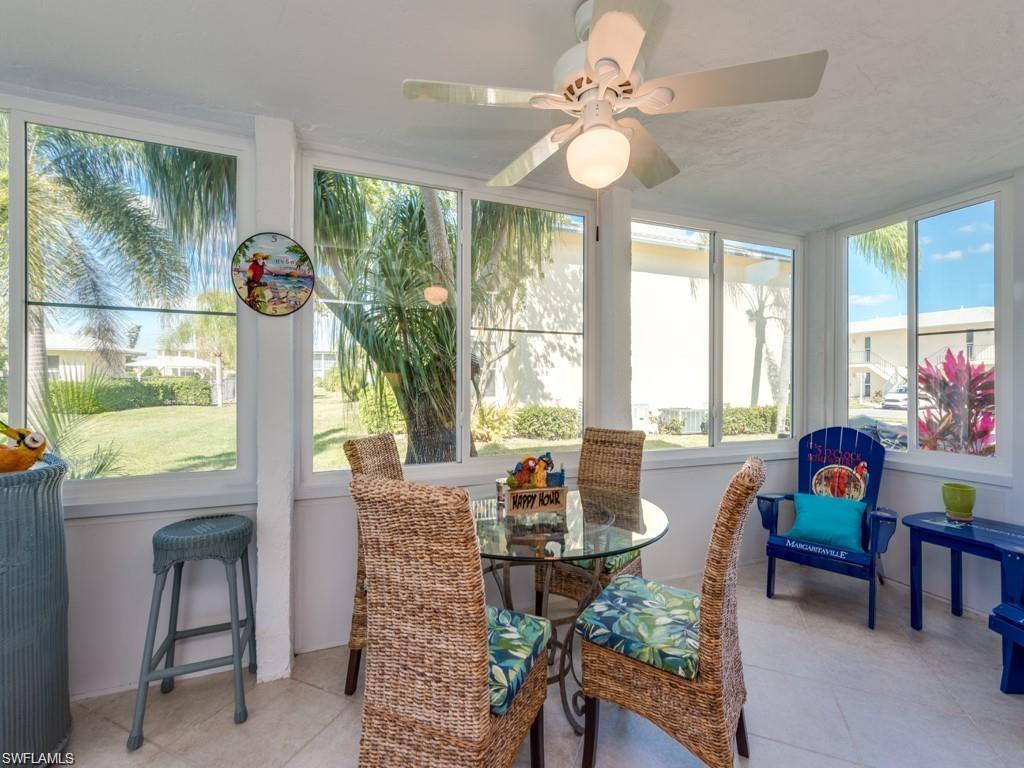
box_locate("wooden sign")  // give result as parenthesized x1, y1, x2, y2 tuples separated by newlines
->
(503, 486, 567, 514)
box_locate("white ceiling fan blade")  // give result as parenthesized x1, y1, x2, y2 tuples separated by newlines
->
(586, 0, 658, 80)
(487, 126, 574, 187)
(618, 117, 679, 188)
(633, 49, 829, 114)
(402, 79, 563, 109)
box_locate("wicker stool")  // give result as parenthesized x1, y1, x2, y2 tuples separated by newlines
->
(127, 514, 256, 751)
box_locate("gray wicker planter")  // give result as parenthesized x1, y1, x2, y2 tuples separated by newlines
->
(0, 454, 70, 753)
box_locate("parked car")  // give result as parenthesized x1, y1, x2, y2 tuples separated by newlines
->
(882, 385, 909, 410)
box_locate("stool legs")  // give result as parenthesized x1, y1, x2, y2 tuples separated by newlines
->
(128, 570, 168, 751)
(241, 548, 257, 673)
(224, 560, 249, 724)
(161, 562, 184, 694)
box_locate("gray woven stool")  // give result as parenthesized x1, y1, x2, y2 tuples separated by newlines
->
(127, 514, 256, 751)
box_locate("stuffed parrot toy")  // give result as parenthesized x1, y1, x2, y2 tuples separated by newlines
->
(0, 419, 47, 472)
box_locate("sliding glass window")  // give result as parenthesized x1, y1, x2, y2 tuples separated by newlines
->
(25, 123, 238, 478)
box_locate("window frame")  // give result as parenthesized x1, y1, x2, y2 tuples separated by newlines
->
(2, 93, 257, 517)
(296, 150, 595, 499)
(835, 180, 1013, 484)
(629, 209, 804, 467)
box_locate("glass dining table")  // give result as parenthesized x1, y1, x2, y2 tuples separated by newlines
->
(472, 485, 670, 733)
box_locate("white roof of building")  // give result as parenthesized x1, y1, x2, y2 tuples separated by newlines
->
(47, 332, 142, 356)
(127, 355, 215, 370)
(849, 306, 994, 334)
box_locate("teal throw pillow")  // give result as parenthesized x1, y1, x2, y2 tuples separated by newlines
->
(787, 493, 867, 553)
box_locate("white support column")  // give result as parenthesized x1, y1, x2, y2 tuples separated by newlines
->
(592, 186, 633, 429)
(253, 116, 298, 682)
(803, 229, 835, 431)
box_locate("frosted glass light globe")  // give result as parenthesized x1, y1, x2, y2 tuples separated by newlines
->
(566, 125, 631, 189)
(423, 284, 449, 305)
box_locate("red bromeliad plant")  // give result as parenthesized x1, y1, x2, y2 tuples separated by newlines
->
(917, 349, 995, 455)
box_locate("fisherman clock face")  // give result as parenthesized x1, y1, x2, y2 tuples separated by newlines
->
(231, 232, 315, 316)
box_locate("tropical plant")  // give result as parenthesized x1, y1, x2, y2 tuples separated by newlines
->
(313, 171, 565, 463)
(851, 222, 908, 282)
(917, 349, 995, 455)
(161, 290, 237, 406)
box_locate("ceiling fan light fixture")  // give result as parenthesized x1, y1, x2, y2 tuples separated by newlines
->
(566, 125, 631, 189)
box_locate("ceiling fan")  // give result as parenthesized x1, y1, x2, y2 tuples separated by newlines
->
(403, 0, 828, 190)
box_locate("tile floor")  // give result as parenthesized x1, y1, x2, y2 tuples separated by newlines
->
(69, 562, 1022, 767)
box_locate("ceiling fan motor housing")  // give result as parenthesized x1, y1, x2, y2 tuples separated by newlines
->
(552, 41, 643, 104)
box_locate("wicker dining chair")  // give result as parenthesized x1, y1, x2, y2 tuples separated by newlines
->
(535, 427, 646, 609)
(350, 476, 548, 768)
(343, 434, 404, 696)
(576, 457, 767, 768)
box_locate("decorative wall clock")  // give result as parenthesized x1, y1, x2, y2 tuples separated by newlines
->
(231, 232, 314, 316)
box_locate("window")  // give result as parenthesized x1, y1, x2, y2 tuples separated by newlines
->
(470, 201, 584, 457)
(721, 240, 794, 443)
(631, 223, 795, 450)
(25, 123, 238, 478)
(630, 222, 710, 448)
(845, 197, 997, 457)
(311, 170, 459, 470)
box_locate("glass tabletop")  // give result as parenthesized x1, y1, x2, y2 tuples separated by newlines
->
(473, 486, 670, 563)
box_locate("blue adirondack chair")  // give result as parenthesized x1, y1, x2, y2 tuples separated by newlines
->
(757, 427, 898, 628)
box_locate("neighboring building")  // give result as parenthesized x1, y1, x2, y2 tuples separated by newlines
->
(44, 332, 144, 380)
(848, 306, 994, 401)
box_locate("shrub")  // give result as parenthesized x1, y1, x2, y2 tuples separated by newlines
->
(513, 405, 580, 441)
(319, 366, 343, 393)
(918, 349, 995, 455)
(162, 376, 213, 406)
(471, 404, 517, 443)
(48, 376, 212, 413)
(0, 378, 7, 413)
(721, 406, 777, 436)
(358, 384, 405, 434)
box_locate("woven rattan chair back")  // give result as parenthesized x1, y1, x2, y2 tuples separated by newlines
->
(343, 434, 404, 481)
(350, 476, 491, 762)
(577, 427, 645, 494)
(698, 457, 767, 688)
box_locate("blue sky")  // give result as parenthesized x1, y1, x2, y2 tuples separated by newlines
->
(848, 200, 995, 322)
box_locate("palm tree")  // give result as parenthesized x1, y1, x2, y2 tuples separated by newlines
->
(313, 171, 565, 464)
(851, 222, 908, 281)
(161, 290, 237, 406)
(21, 124, 235, 476)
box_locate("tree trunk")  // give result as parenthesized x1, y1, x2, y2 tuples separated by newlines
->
(27, 305, 49, 412)
(774, 314, 792, 436)
(750, 316, 766, 407)
(400, 385, 457, 464)
(421, 188, 453, 284)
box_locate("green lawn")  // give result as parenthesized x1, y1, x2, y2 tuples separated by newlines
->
(77, 404, 237, 476)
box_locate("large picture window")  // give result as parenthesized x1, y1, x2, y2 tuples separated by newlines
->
(470, 201, 584, 457)
(25, 123, 238, 478)
(311, 170, 459, 470)
(846, 198, 997, 457)
(631, 223, 795, 450)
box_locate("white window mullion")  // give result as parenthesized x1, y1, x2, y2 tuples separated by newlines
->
(907, 219, 919, 454)
(458, 192, 471, 463)
(710, 232, 725, 447)
(7, 110, 26, 426)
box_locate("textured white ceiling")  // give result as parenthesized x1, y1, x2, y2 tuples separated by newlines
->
(3, 0, 1023, 232)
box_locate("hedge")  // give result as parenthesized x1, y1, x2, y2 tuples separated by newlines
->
(513, 404, 580, 441)
(48, 376, 212, 414)
(358, 384, 406, 434)
(721, 405, 777, 436)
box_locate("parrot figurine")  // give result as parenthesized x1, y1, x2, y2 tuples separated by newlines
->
(514, 457, 536, 488)
(0, 419, 47, 473)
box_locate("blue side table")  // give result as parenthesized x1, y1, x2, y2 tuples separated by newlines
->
(903, 512, 1024, 693)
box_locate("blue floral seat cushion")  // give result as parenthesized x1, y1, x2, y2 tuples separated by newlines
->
(575, 574, 700, 679)
(487, 606, 552, 716)
(572, 548, 640, 573)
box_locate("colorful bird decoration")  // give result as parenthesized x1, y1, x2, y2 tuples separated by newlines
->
(0, 419, 47, 473)
(506, 452, 564, 490)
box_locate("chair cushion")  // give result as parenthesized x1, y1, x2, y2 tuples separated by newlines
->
(787, 493, 866, 553)
(487, 606, 551, 716)
(575, 574, 700, 679)
(573, 548, 640, 574)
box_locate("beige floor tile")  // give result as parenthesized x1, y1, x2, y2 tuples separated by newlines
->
(834, 685, 999, 768)
(66, 705, 191, 768)
(283, 709, 363, 768)
(740, 735, 864, 767)
(970, 715, 1024, 767)
(83, 669, 253, 749)
(164, 678, 345, 768)
(571, 705, 703, 767)
(511, 697, 583, 767)
(291, 646, 356, 698)
(743, 666, 858, 761)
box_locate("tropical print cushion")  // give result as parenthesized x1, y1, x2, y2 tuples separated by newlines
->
(575, 574, 700, 679)
(487, 606, 552, 716)
(573, 548, 640, 574)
